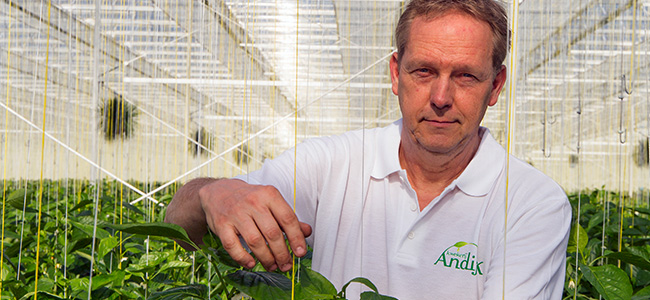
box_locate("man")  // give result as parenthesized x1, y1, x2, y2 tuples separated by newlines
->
(165, 0, 572, 299)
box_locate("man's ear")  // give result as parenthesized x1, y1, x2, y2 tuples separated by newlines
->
(389, 52, 400, 96)
(488, 65, 507, 107)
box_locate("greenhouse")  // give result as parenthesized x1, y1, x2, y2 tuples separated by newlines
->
(1, 0, 649, 299)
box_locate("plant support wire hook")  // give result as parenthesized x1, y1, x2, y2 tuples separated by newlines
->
(618, 75, 629, 144)
(542, 115, 551, 158)
(621, 75, 632, 96)
(618, 101, 627, 144)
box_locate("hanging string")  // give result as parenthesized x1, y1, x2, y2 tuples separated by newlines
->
(626, 0, 638, 93)
(646, 15, 650, 211)
(242, 0, 250, 169)
(291, 1, 300, 299)
(115, 0, 126, 271)
(625, 2, 638, 250)
(573, 47, 583, 300)
(571, 0, 584, 294)
(0, 1, 13, 297)
(616, 0, 637, 263)
(13, 0, 29, 283)
(88, 0, 104, 298)
(504, 0, 521, 298)
(567, 0, 586, 300)
(33, 0, 53, 298)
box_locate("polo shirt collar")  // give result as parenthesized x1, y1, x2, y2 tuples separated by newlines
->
(454, 127, 505, 196)
(370, 119, 403, 179)
(370, 121, 505, 197)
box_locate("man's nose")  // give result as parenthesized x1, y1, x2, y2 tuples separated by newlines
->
(429, 77, 453, 109)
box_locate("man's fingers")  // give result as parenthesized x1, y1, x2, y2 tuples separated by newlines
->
(272, 205, 308, 258)
(300, 222, 313, 237)
(200, 181, 310, 272)
(255, 214, 294, 271)
(217, 227, 256, 269)
(238, 217, 284, 271)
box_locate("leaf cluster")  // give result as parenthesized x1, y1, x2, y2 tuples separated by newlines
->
(98, 96, 138, 142)
(0, 179, 394, 300)
(564, 189, 650, 300)
(4, 181, 650, 300)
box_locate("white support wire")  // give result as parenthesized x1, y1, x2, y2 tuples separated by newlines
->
(0, 100, 161, 204)
(119, 96, 248, 173)
(129, 50, 396, 205)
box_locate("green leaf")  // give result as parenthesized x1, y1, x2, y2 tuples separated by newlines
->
(127, 252, 170, 273)
(70, 220, 110, 240)
(148, 284, 208, 300)
(587, 212, 604, 232)
(580, 263, 633, 300)
(568, 223, 588, 255)
(74, 250, 94, 262)
(225, 270, 293, 300)
(341, 277, 379, 295)
(122, 201, 145, 216)
(296, 267, 337, 298)
(633, 285, 650, 300)
(606, 251, 650, 272)
(7, 188, 39, 214)
(106, 222, 197, 249)
(68, 237, 93, 254)
(7, 189, 34, 209)
(626, 246, 650, 262)
(157, 260, 192, 275)
(201, 242, 240, 269)
(2, 279, 28, 299)
(123, 242, 145, 254)
(70, 200, 94, 211)
(360, 291, 399, 300)
(634, 207, 650, 216)
(158, 194, 173, 204)
(68, 278, 90, 300)
(36, 277, 55, 292)
(91, 271, 125, 291)
(97, 236, 119, 259)
(18, 291, 65, 300)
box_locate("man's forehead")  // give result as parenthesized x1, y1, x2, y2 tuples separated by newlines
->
(401, 12, 494, 58)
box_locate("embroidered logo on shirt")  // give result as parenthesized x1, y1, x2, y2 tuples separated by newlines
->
(434, 241, 483, 276)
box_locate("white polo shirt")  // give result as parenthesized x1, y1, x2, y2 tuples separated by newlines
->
(237, 120, 571, 299)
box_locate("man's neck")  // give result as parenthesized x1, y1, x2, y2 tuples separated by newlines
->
(399, 131, 482, 209)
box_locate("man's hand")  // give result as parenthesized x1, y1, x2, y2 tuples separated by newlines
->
(164, 177, 312, 272)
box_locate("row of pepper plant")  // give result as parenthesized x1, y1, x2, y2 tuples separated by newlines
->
(1, 179, 649, 300)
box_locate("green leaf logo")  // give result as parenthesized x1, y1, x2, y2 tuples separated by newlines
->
(453, 241, 469, 249)
(452, 241, 478, 251)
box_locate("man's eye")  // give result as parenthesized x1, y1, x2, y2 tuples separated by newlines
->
(462, 73, 476, 79)
(414, 68, 430, 75)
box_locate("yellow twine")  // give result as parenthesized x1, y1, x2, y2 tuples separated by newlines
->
(34, 1, 54, 299)
(0, 1, 13, 297)
(291, 1, 300, 299)
(503, 0, 520, 298)
(117, 0, 126, 270)
(242, 0, 249, 167)
(618, 0, 637, 264)
(627, 0, 638, 92)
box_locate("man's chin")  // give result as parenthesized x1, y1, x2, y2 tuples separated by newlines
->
(416, 141, 456, 155)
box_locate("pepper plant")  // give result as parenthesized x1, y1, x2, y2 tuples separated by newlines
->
(2, 179, 650, 300)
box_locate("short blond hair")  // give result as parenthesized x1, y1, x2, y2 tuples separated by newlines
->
(395, 0, 509, 72)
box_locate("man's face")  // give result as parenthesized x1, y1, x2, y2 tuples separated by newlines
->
(390, 12, 506, 156)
